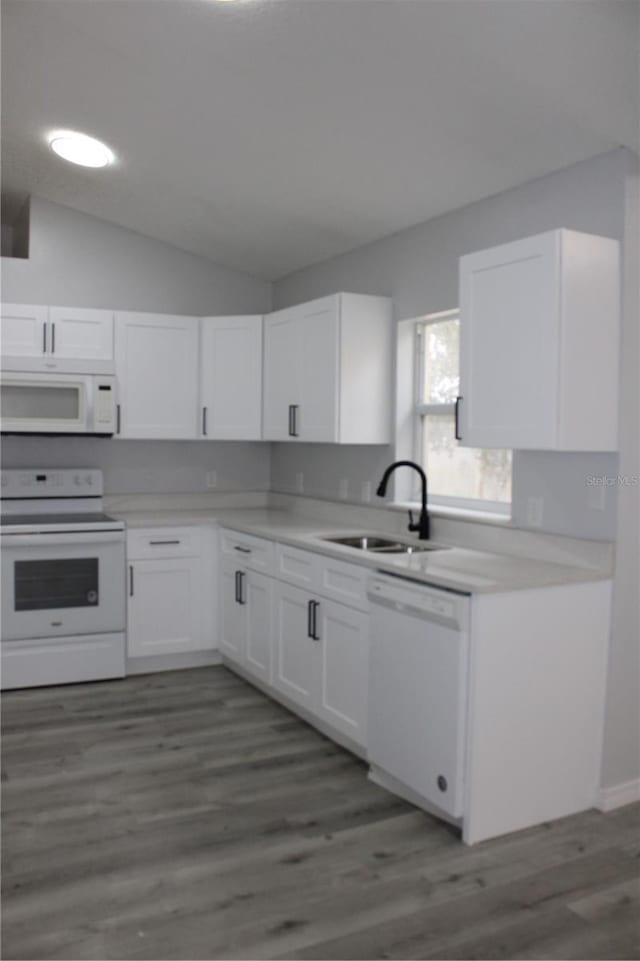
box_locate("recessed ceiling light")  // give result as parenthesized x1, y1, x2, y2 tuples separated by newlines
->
(48, 131, 115, 168)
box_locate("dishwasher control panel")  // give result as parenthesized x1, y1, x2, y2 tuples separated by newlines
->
(368, 574, 469, 631)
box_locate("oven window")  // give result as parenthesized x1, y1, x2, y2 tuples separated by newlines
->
(14, 559, 99, 611)
(1, 384, 80, 421)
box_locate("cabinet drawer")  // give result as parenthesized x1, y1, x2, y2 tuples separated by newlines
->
(318, 556, 369, 611)
(127, 527, 202, 560)
(220, 530, 275, 573)
(275, 543, 319, 589)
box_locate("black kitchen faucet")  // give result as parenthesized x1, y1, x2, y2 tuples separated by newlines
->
(376, 460, 430, 540)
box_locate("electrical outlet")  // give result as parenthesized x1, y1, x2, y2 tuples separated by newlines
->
(361, 481, 372, 502)
(526, 496, 543, 528)
(296, 472, 304, 494)
(339, 478, 349, 500)
(205, 470, 217, 490)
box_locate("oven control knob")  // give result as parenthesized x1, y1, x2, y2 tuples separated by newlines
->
(85, 474, 93, 486)
(74, 475, 82, 486)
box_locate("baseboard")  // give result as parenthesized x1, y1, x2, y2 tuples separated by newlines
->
(596, 778, 640, 812)
(126, 649, 222, 675)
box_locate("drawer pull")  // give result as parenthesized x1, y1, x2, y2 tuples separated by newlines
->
(234, 546, 252, 554)
(149, 539, 181, 546)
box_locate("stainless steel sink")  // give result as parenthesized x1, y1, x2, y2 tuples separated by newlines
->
(322, 534, 447, 554)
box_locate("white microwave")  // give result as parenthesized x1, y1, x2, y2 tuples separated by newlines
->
(0, 372, 117, 435)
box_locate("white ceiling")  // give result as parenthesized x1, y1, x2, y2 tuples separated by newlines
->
(2, 0, 638, 280)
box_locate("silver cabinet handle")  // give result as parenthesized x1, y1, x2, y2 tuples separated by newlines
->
(149, 539, 181, 546)
(129, 565, 134, 597)
(202, 407, 208, 436)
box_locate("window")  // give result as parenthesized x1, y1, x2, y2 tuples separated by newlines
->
(415, 310, 512, 512)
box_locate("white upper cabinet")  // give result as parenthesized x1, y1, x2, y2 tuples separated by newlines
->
(263, 293, 392, 444)
(262, 306, 300, 441)
(1, 304, 113, 373)
(458, 229, 620, 451)
(200, 316, 263, 440)
(115, 312, 199, 439)
(48, 308, 114, 364)
(1, 304, 48, 360)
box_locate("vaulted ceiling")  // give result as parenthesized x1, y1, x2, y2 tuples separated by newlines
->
(2, 0, 638, 279)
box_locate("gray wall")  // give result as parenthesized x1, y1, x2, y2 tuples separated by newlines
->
(1, 196, 272, 494)
(1, 436, 270, 496)
(1, 196, 271, 315)
(600, 150, 640, 792)
(272, 148, 627, 542)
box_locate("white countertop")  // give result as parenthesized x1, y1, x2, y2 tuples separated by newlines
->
(113, 506, 610, 595)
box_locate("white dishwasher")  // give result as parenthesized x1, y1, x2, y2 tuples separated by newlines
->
(367, 573, 470, 821)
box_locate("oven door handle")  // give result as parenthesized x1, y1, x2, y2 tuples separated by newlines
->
(0, 531, 125, 547)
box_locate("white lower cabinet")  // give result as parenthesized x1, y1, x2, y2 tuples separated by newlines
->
(316, 599, 368, 745)
(220, 555, 273, 685)
(126, 526, 217, 661)
(127, 556, 203, 658)
(245, 571, 273, 684)
(220, 558, 246, 663)
(220, 532, 369, 750)
(265, 558, 369, 748)
(272, 583, 320, 712)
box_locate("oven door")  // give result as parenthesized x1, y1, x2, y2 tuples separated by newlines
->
(1, 531, 125, 641)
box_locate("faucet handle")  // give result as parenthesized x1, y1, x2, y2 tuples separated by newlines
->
(408, 509, 417, 531)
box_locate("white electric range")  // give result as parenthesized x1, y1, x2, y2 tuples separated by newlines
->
(1, 469, 126, 689)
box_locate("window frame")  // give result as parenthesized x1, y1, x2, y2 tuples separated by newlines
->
(413, 310, 512, 516)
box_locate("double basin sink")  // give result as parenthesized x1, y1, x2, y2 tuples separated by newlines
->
(321, 534, 448, 555)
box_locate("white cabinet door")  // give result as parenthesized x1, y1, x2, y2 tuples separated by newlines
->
(262, 307, 300, 440)
(115, 312, 199, 439)
(298, 297, 339, 442)
(200, 316, 262, 440)
(1, 304, 48, 360)
(220, 558, 246, 665)
(245, 571, 273, 684)
(48, 308, 113, 362)
(459, 229, 619, 451)
(316, 599, 368, 746)
(272, 582, 319, 712)
(459, 232, 560, 449)
(127, 556, 202, 658)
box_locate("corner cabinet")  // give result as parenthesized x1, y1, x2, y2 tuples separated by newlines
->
(458, 229, 620, 451)
(199, 316, 263, 440)
(263, 293, 392, 443)
(115, 312, 199, 439)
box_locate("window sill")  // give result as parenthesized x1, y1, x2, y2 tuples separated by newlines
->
(393, 500, 513, 529)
